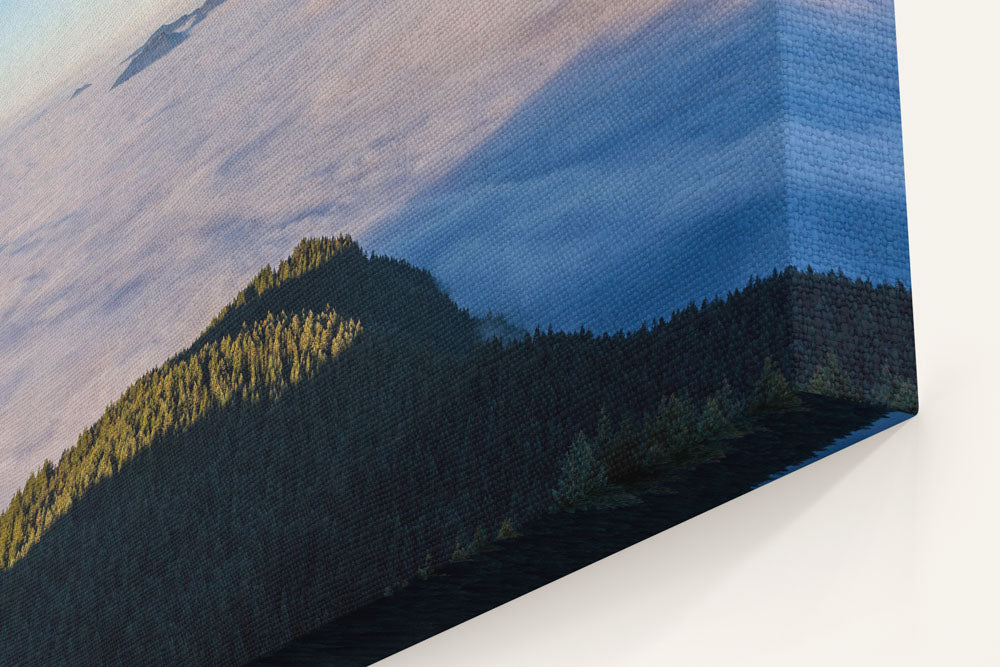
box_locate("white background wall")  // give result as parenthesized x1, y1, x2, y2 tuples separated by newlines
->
(380, 1, 1000, 664)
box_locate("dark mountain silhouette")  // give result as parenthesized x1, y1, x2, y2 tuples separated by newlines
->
(254, 395, 897, 666)
(113, 0, 229, 88)
(0, 237, 915, 665)
(70, 83, 92, 99)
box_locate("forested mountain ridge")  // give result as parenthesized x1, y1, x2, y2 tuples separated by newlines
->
(0, 235, 476, 571)
(188, 236, 479, 356)
(0, 238, 915, 665)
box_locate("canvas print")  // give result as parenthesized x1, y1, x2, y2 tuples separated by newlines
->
(0, 0, 915, 664)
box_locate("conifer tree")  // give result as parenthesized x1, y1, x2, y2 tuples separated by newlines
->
(552, 432, 610, 510)
(697, 392, 739, 442)
(747, 357, 802, 414)
(869, 365, 918, 414)
(891, 379, 918, 414)
(809, 351, 856, 400)
(870, 365, 896, 407)
(645, 394, 706, 469)
(599, 414, 646, 483)
(0, 241, 917, 664)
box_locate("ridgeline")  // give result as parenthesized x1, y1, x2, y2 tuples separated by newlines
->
(0, 237, 915, 665)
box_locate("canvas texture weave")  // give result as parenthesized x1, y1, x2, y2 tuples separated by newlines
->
(0, 1, 914, 664)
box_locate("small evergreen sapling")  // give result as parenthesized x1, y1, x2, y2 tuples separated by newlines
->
(696, 380, 743, 441)
(809, 351, 856, 400)
(552, 431, 611, 510)
(597, 413, 646, 483)
(496, 517, 519, 540)
(870, 365, 918, 413)
(747, 357, 802, 414)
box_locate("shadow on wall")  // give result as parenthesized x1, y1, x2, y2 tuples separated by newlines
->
(363, 0, 907, 334)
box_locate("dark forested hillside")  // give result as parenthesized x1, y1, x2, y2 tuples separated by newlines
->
(188, 236, 479, 355)
(0, 238, 915, 665)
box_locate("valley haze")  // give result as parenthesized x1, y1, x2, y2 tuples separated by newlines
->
(0, 0, 907, 503)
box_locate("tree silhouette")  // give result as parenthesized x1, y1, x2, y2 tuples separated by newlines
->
(0, 237, 916, 665)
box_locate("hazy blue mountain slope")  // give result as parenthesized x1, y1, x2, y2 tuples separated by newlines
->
(780, 0, 909, 280)
(366, 0, 909, 332)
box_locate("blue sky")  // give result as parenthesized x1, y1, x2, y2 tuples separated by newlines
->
(0, 0, 179, 123)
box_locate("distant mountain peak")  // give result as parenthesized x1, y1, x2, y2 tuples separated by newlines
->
(112, 0, 229, 88)
(69, 83, 91, 99)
